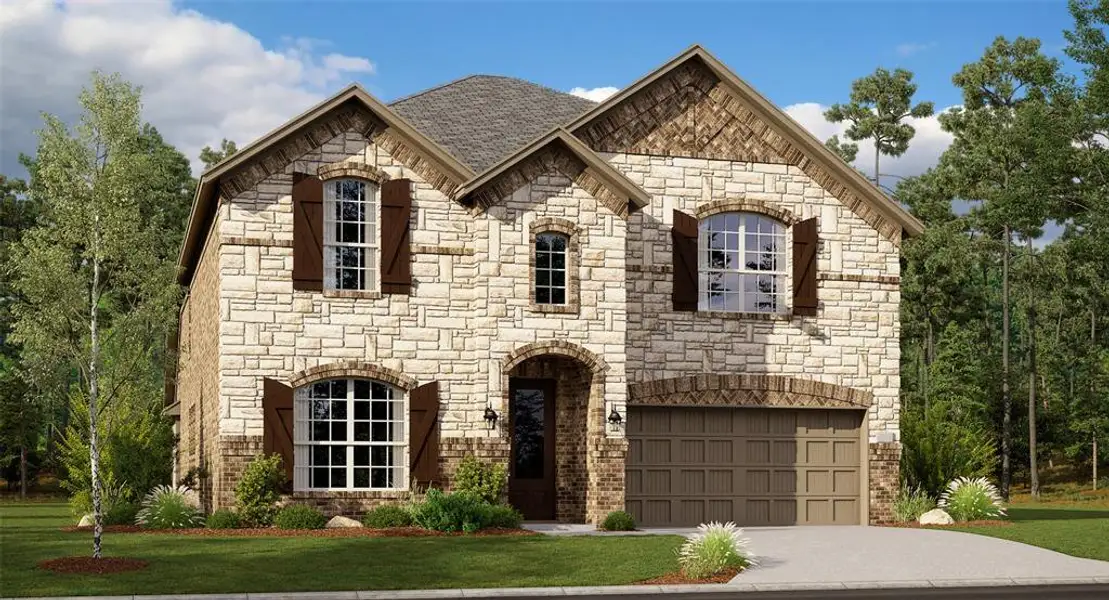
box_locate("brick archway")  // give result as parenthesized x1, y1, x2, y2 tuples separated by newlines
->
(501, 340, 609, 376)
(627, 373, 871, 408)
(694, 197, 797, 225)
(289, 361, 417, 391)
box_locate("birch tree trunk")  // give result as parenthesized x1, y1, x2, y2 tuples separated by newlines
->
(89, 226, 103, 559)
(1000, 225, 1012, 500)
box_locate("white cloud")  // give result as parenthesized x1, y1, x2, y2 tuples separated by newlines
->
(784, 102, 955, 185)
(896, 42, 936, 57)
(0, 0, 376, 176)
(569, 86, 619, 102)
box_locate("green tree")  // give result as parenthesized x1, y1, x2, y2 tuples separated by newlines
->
(199, 138, 238, 171)
(824, 135, 858, 164)
(10, 72, 180, 557)
(824, 67, 935, 190)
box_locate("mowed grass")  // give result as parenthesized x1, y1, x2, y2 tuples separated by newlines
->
(0, 503, 683, 598)
(951, 503, 1109, 562)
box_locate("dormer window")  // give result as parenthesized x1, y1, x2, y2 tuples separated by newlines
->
(323, 179, 377, 291)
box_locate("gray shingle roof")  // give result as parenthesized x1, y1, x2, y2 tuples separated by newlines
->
(389, 75, 598, 173)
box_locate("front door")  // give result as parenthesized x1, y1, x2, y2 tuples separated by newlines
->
(508, 378, 556, 520)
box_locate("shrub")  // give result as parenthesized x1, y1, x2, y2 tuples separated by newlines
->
(938, 476, 1006, 522)
(900, 401, 997, 497)
(206, 509, 242, 529)
(410, 489, 492, 533)
(69, 478, 138, 525)
(452, 456, 508, 505)
(892, 486, 935, 523)
(136, 485, 204, 529)
(234, 454, 285, 527)
(485, 504, 523, 529)
(105, 501, 140, 526)
(363, 504, 414, 528)
(677, 521, 756, 579)
(274, 504, 328, 530)
(600, 510, 636, 531)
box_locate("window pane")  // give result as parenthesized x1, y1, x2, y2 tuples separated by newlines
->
(330, 380, 347, 398)
(551, 253, 565, 269)
(331, 422, 347, 441)
(371, 468, 389, 489)
(552, 270, 565, 287)
(331, 468, 347, 488)
(371, 401, 386, 420)
(372, 422, 389, 442)
(536, 270, 550, 286)
(354, 400, 369, 420)
(536, 253, 550, 269)
(312, 422, 330, 442)
(536, 236, 550, 251)
(551, 288, 566, 304)
(354, 422, 370, 441)
(724, 213, 740, 231)
(312, 399, 329, 420)
(331, 446, 347, 466)
(331, 400, 347, 420)
(354, 446, 370, 466)
(371, 446, 392, 467)
(312, 445, 329, 465)
(549, 235, 567, 251)
(312, 468, 329, 488)
(311, 383, 330, 398)
(536, 288, 550, 304)
(371, 382, 392, 399)
(354, 468, 370, 489)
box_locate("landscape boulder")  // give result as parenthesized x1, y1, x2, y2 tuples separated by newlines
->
(77, 514, 94, 527)
(326, 515, 362, 528)
(918, 508, 954, 526)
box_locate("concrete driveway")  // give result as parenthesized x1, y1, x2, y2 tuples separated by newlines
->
(733, 526, 1109, 586)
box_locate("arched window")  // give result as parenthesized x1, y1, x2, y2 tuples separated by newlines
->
(323, 179, 377, 291)
(698, 212, 787, 313)
(293, 378, 405, 491)
(534, 232, 568, 305)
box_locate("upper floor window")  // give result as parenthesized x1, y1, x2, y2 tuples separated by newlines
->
(698, 212, 786, 313)
(324, 179, 377, 291)
(534, 232, 568, 305)
(293, 378, 405, 491)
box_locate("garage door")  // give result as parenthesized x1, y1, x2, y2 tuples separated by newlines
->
(625, 407, 863, 526)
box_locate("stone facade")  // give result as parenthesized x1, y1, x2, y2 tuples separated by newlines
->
(174, 56, 904, 525)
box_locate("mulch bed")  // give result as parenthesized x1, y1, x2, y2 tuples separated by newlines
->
(885, 520, 1012, 528)
(38, 557, 149, 575)
(636, 568, 740, 585)
(63, 525, 537, 537)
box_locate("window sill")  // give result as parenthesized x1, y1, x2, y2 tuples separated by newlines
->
(529, 303, 579, 315)
(696, 310, 794, 321)
(291, 489, 408, 498)
(322, 289, 383, 300)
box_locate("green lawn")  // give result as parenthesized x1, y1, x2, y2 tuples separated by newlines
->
(951, 504, 1109, 562)
(0, 503, 683, 598)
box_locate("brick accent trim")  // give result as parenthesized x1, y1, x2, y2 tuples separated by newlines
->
(868, 442, 900, 525)
(317, 161, 390, 184)
(412, 245, 474, 256)
(289, 361, 417, 391)
(528, 217, 581, 315)
(819, 273, 901, 285)
(501, 340, 611, 376)
(220, 236, 294, 248)
(322, 289, 383, 300)
(694, 197, 797, 225)
(628, 373, 872, 409)
(372, 128, 462, 197)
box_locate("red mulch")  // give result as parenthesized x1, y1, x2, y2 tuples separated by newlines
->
(63, 525, 537, 537)
(38, 557, 148, 575)
(885, 520, 1012, 528)
(637, 568, 740, 585)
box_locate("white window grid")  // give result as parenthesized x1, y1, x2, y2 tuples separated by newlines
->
(698, 213, 787, 313)
(293, 378, 407, 492)
(323, 179, 377, 292)
(534, 232, 568, 305)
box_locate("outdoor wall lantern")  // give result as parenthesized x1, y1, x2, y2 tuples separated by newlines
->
(607, 406, 624, 430)
(483, 404, 499, 430)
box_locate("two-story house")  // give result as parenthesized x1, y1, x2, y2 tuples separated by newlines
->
(169, 45, 922, 527)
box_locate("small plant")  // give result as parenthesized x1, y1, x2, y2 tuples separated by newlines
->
(206, 509, 242, 529)
(135, 485, 204, 529)
(70, 477, 136, 525)
(235, 454, 285, 527)
(179, 465, 210, 490)
(363, 504, 414, 528)
(938, 476, 1006, 522)
(453, 456, 508, 505)
(274, 504, 328, 530)
(677, 521, 757, 579)
(600, 510, 636, 531)
(892, 486, 935, 523)
(105, 501, 140, 526)
(410, 489, 492, 533)
(485, 504, 523, 529)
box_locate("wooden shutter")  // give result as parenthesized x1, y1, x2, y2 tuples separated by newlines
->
(792, 217, 819, 316)
(409, 381, 440, 487)
(263, 378, 295, 484)
(671, 209, 699, 312)
(292, 173, 324, 291)
(380, 178, 412, 295)
(163, 329, 178, 407)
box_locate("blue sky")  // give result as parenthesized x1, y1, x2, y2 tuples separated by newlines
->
(181, 0, 1079, 108)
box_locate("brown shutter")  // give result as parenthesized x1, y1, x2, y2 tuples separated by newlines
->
(292, 173, 324, 291)
(263, 378, 295, 484)
(409, 381, 440, 487)
(164, 329, 178, 407)
(380, 178, 412, 295)
(792, 217, 819, 316)
(672, 209, 699, 312)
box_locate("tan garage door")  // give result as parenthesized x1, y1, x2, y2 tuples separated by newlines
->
(626, 407, 864, 526)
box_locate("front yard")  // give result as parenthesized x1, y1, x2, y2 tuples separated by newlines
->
(952, 503, 1109, 562)
(0, 502, 684, 598)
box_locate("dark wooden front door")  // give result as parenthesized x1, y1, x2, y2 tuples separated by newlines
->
(508, 378, 556, 520)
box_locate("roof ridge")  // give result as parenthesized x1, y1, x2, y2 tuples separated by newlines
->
(389, 73, 595, 107)
(388, 74, 485, 106)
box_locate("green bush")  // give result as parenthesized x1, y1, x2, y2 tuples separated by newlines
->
(206, 509, 242, 529)
(678, 522, 757, 579)
(892, 486, 935, 523)
(938, 476, 1006, 522)
(234, 454, 285, 527)
(410, 489, 493, 533)
(69, 478, 138, 525)
(900, 401, 997, 497)
(363, 504, 414, 528)
(600, 510, 636, 531)
(105, 501, 140, 526)
(136, 485, 204, 529)
(274, 504, 327, 530)
(485, 504, 523, 529)
(452, 456, 508, 505)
